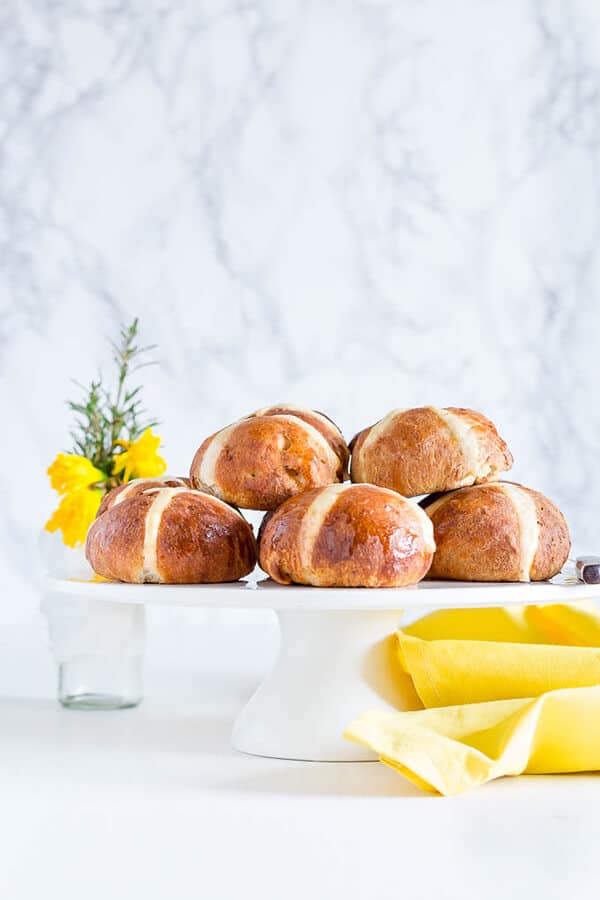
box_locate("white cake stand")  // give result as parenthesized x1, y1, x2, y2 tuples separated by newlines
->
(43, 571, 600, 762)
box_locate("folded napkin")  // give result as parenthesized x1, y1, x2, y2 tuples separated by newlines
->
(345, 602, 600, 795)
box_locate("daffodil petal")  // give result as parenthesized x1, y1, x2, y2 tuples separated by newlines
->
(45, 487, 103, 547)
(47, 454, 105, 495)
(111, 428, 166, 482)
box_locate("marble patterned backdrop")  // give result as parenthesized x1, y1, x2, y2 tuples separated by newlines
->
(2, 0, 600, 623)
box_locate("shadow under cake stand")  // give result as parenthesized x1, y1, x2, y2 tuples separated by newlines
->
(43, 572, 600, 762)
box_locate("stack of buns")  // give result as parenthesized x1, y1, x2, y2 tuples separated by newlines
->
(86, 403, 570, 587)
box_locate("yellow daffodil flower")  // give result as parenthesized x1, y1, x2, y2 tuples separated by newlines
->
(112, 428, 166, 482)
(47, 453, 105, 495)
(45, 486, 103, 548)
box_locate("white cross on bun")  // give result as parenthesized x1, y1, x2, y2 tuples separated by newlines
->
(96, 476, 191, 517)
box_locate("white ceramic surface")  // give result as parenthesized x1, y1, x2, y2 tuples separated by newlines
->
(232, 609, 406, 761)
(44, 571, 600, 611)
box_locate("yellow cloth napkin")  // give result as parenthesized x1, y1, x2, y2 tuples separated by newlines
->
(344, 602, 600, 795)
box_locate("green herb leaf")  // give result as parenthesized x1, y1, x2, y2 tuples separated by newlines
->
(67, 319, 160, 477)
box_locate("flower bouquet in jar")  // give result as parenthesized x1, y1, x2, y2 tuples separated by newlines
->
(43, 319, 167, 573)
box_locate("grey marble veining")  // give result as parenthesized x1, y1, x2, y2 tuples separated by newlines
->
(1, 0, 600, 621)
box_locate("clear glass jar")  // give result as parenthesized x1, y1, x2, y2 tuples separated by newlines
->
(40, 531, 145, 710)
(58, 653, 143, 710)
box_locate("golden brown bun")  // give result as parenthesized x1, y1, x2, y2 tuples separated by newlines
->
(190, 406, 349, 511)
(350, 406, 513, 497)
(86, 487, 256, 584)
(421, 482, 570, 582)
(97, 476, 191, 517)
(248, 405, 350, 475)
(258, 483, 435, 587)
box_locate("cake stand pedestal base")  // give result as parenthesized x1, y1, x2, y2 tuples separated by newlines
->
(232, 609, 407, 761)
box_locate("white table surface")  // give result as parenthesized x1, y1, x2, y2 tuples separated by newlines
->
(2, 613, 600, 900)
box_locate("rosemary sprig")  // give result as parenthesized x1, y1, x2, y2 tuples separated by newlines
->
(67, 319, 159, 478)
